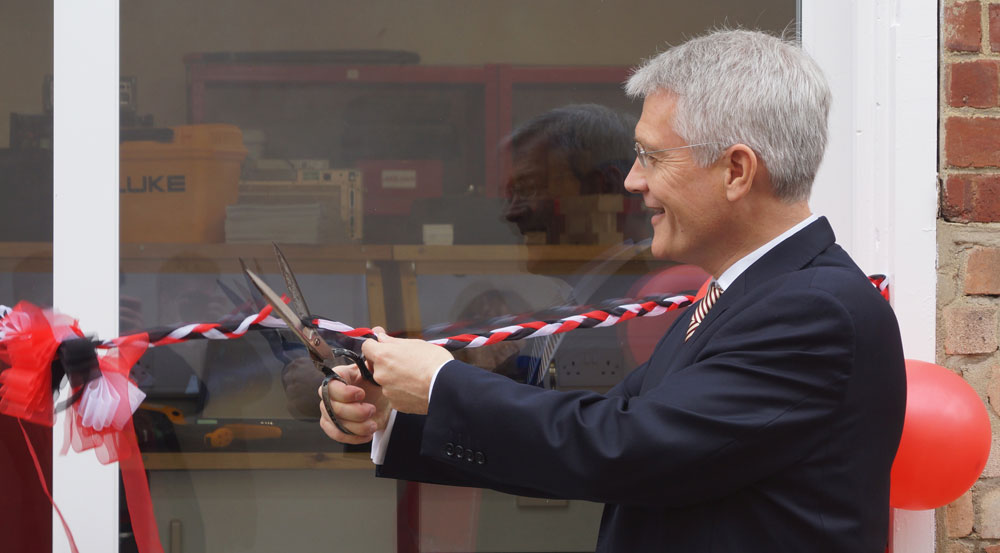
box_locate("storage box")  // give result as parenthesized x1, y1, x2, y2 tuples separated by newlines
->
(120, 124, 247, 243)
(358, 159, 443, 216)
(237, 169, 364, 242)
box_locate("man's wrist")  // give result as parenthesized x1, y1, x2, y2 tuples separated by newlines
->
(371, 359, 451, 465)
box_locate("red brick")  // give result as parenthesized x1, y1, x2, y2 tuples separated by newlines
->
(946, 117, 1000, 168)
(946, 2, 983, 52)
(988, 365, 1000, 418)
(946, 491, 974, 537)
(985, 545, 1000, 553)
(980, 486, 1000, 538)
(942, 174, 1000, 222)
(965, 247, 1000, 294)
(991, 3, 1000, 52)
(949, 60, 1000, 108)
(943, 305, 999, 354)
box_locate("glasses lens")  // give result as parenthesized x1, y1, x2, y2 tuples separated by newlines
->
(634, 142, 646, 168)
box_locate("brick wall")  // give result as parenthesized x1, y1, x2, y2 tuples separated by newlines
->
(940, 2, 1000, 551)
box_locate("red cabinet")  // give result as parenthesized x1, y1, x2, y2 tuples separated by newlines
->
(185, 56, 633, 199)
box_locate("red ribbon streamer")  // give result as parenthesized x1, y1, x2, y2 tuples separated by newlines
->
(0, 304, 162, 553)
(18, 418, 80, 553)
(61, 333, 163, 553)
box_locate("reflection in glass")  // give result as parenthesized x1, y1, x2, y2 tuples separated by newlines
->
(117, 2, 797, 551)
(0, 2, 54, 550)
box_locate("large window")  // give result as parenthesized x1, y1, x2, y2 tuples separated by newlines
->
(1, 3, 804, 552)
(114, 3, 797, 552)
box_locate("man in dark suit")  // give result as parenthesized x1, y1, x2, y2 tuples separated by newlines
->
(320, 29, 906, 552)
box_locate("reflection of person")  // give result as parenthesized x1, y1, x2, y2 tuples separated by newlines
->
(502, 104, 638, 244)
(448, 287, 530, 381)
(134, 255, 271, 418)
(501, 104, 641, 382)
(322, 29, 906, 552)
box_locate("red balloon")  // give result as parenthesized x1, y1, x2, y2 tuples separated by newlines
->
(890, 359, 992, 510)
(620, 265, 710, 365)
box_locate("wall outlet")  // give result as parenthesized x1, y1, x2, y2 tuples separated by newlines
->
(555, 348, 623, 387)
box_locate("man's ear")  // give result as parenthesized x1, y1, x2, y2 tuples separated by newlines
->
(722, 144, 757, 202)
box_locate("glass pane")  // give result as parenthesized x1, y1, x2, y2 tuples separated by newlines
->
(120, 2, 796, 552)
(0, 2, 53, 550)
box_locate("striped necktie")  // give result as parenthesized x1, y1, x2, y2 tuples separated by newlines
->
(685, 281, 722, 342)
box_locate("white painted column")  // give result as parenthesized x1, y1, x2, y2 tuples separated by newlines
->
(802, 0, 939, 552)
(53, 1, 120, 551)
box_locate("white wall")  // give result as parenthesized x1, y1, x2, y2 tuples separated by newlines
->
(802, 1, 939, 551)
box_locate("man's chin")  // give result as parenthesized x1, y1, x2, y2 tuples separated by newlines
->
(649, 239, 687, 263)
(649, 239, 671, 260)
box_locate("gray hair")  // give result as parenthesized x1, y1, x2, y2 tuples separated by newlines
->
(624, 29, 831, 202)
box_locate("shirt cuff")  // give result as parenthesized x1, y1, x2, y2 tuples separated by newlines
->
(427, 358, 450, 403)
(369, 359, 451, 466)
(370, 409, 397, 465)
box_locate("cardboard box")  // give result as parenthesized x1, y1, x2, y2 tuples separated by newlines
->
(422, 223, 454, 245)
(120, 124, 247, 243)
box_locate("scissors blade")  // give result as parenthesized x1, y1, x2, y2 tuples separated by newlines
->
(245, 269, 339, 366)
(240, 258, 269, 312)
(273, 243, 311, 320)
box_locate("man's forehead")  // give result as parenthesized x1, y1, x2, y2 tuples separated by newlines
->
(635, 91, 680, 143)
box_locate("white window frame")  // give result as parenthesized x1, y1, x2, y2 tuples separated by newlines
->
(802, 0, 938, 551)
(52, 1, 120, 551)
(50, 1, 939, 551)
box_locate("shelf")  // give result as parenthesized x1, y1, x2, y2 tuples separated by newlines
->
(119, 242, 392, 273)
(0, 242, 392, 273)
(141, 451, 372, 471)
(0, 241, 51, 271)
(393, 244, 665, 275)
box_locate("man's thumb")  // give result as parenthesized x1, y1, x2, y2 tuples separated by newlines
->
(370, 326, 399, 343)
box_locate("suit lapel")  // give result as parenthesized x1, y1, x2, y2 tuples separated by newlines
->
(688, 217, 836, 341)
(637, 217, 838, 391)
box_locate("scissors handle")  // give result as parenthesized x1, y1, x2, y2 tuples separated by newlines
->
(320, 373, 355, 436)
(325, 347, 378, 386)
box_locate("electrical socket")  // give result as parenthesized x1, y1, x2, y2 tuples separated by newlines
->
(555, 348, 624, 387)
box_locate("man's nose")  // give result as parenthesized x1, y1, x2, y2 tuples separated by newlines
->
(623, 160, 645, 194)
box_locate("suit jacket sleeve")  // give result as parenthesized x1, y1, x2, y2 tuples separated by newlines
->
(380, 286, 859, 507)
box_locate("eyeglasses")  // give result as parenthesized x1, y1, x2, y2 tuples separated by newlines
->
(633, 141, 720, 168)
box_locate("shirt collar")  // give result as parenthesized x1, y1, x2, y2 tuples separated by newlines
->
(715, 214, 820, 291)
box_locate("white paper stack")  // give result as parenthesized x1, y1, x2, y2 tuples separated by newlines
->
(224, 203, 328, 244)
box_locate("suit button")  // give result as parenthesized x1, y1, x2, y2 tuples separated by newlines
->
(475, 451, 485, 465)
(465, 449, 474, 462)
(445, 443, 454, 456)
(455, 445, 464, 458)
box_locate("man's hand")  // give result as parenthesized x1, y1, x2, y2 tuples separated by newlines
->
(361, 327, 454, 415)
(317, 361, 390, 445)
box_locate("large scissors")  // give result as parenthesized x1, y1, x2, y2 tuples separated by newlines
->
(244, 244, 378, 436)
